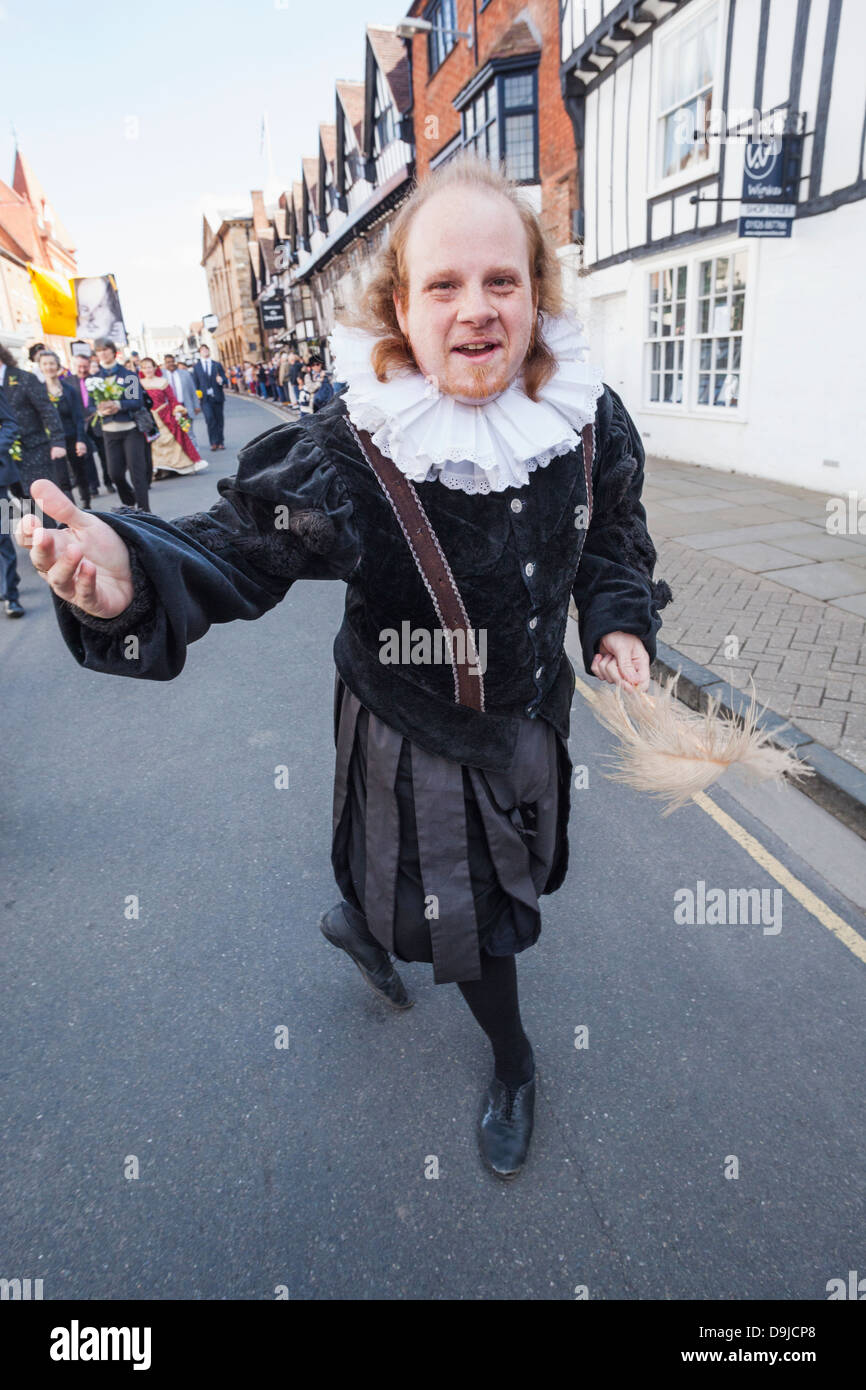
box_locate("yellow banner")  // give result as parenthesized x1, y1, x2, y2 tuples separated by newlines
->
(27, 264, 78, 337)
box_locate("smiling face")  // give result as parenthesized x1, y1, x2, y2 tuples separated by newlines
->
(38, 352, 60, 381)
(392, 188, 536, 402)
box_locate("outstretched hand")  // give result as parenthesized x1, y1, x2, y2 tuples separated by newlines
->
(591, 631, 650, 692)
(14, 478, 134, 619)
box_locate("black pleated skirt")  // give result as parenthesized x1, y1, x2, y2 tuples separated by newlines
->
(330, 671, 572, 985)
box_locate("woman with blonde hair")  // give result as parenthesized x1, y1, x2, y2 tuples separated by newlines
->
(18, 152, 670, 1181)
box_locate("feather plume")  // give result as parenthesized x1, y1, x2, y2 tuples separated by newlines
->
(587, 669, 816, 815)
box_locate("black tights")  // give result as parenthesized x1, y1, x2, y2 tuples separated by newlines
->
(339, 900, 535, 1090)
(457, 952, 535, 1090)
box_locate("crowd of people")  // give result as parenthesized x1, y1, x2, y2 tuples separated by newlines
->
(0, 338, 213, 619)
(227, 349, 337, 414)
(0, 335, 341, 620)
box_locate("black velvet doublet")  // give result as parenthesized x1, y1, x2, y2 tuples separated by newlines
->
(54, 386, 672, 773)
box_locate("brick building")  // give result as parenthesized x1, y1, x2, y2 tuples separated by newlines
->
(201, 212, 263, 368)
(0, 148, 78, 358)
(407, 0, 577, 250)
(202, 3, 588, 363)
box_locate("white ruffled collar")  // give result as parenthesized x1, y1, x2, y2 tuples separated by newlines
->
(330, 310, 605, 494)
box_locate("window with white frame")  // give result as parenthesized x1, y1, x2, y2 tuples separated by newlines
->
(646, 265, 687, 404)
(656, 2, 719, 183)
(464, 83, 499, 165)
(643, 249, 747, 411)
(695, 250, 746, 408)
(426, 0, 458, 75)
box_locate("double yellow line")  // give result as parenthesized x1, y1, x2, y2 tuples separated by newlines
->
(573, 674, 866, 966)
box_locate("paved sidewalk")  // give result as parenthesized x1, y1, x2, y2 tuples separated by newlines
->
(641, 458, 866, 775)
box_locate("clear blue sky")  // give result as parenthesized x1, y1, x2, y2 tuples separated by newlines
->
(1, 0, 412, 332)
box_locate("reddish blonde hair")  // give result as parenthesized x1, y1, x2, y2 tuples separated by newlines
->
(336, 152, 565, 402)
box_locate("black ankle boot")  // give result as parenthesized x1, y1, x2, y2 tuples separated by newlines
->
(318, 902, 413, 1010)
(479, 1057, 536, 1180)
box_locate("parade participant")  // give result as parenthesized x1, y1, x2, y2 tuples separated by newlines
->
(0, 388, 24, 616)
(16, 154, 671, 1181)
(0, 343, 67, 516)
(89, 337, 150, 511)
(37, 350, 90, 509)
(138, 358, 207, 478)
(162, 356, 204, 453)
(192, 345, 228, 450)
(71, 353, 113, 495)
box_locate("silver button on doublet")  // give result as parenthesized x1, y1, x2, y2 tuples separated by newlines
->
(510, 498, 523, 513)
(528, 616, 538, 630)
(535, 666, 544, 681)
(525, 561, 535, 577)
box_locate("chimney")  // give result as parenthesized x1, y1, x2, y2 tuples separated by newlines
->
(251, 190, 268, 235)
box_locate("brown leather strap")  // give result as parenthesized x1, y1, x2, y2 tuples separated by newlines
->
(346, 416, 596, 712)
(348, 421, 484, 710)
(581, 420, 595, 526)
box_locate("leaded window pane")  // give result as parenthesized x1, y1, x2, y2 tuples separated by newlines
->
(504, 114, 534, 180)
(504, 73, 533, 108)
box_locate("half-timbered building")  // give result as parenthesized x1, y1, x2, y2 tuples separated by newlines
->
(561, 0, 864, 489)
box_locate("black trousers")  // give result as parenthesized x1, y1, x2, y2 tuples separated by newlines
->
(0, 485, 22, 600)
(103, 428, 149, 510)
(60, 435, 92, 507)
(201, 396, 224, 447)
(87, 428, 111, 491)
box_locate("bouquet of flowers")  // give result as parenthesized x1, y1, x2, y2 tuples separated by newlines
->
(86, 374, 126, 429)
(176, 410, 192, 433)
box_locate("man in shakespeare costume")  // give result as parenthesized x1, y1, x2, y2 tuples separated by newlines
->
(18, 156, 671, 1181)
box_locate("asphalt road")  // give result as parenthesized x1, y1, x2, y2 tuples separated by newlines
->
(2, 392, 865, 1301)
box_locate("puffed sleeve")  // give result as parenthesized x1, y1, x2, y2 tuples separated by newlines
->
(571, 386, 673, 674)
(51, 419, 361, 681)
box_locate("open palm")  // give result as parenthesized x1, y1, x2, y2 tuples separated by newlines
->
(15, 478, 135, 619)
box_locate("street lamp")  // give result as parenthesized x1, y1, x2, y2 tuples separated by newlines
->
(394, 16, 473, 48)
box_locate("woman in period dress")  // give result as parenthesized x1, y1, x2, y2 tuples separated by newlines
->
(137, 358, 208, 479)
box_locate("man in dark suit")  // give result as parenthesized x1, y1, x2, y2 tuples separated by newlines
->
(192, 345, 228, 451)
(0, 343, 67, 524)
(70, 352, 114, 495)
(0, 388, 24, 615)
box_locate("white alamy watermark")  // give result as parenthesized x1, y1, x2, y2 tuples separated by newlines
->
(673, 880, 782, 935)
(0, 1277, 43, 1299)
(379, 622, 487, 676)
(0, 495, 48, 536)
(50, 1321, 151, 1371)
(826, 492, 865, 535)
(826, 1270, 866, 1299)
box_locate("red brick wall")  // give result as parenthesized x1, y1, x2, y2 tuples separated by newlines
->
(408, 0, 576, 247)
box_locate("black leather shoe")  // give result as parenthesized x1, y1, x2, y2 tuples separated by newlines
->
(4, 599, 24, 618)
(318, 902, 413, 1010)
(479, 1062, 536, 1180)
